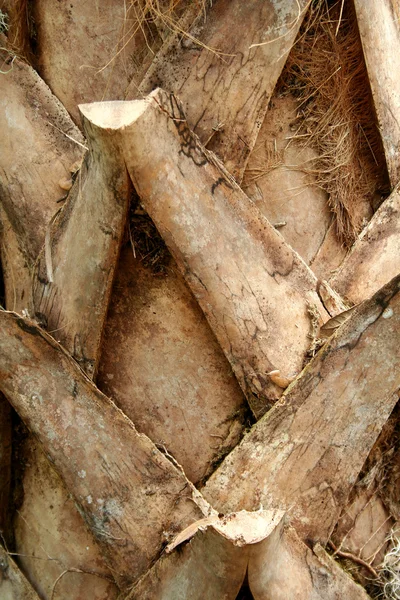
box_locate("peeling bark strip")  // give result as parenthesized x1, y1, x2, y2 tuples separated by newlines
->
(127, 0, 310, 181)
(330, 187, 400, 305)
(0, 312, 205, 588)
(0, 55, 85, 312)
(354, 0, 400, 186)
(203, 275, 400, 543)
(32, 103, 131, 378)
(80, 91, 328, 416)
(0, 545, 42, 600)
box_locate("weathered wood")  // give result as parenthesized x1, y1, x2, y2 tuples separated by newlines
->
(247, 523, 371, 600)
(14, 442, 119, 600)
(32, 0, 148, 124)
(127, 0, 311, 181)
(330, 187, 400, 305)
(125, 527, 248, 600)
(0, 545, 42, 600)
(127, 277, 399, 597)
(32, 103, 131, 378)
(0, 311, 206, 588)
(0, 394, 11, 539)
(242, 95, 336, 270)
(125, 518, 371, 599)
(354, 0, 400, 186)
(82, 90, 329, 416)
(0, 54, 85, 310)
(203, 275, 400, 542)
(97, 248, 245, 484)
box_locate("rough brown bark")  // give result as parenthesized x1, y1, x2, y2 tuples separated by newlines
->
(126, 519, 371, 599)
(31, 0, 144, 124)
(0, 54, 85, 312)
(81, 90, 330, 416)
(127, 0, 311, 181)
(97, 249, 245, 484)
(330, 187, 400, 305)
(0, 311, 206, 589)
(203, 274, 400, 542)
(0, 393, 11, 538)
(124, 275, 399, 598)
(32, 104, 130, 378)
(354, 0, 400, 186)
(242, 95, 340, 273)
(247, 523, 371, 600)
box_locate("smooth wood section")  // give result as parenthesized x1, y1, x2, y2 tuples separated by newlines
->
(354, 0, 400, 185)
(0, 311, 205, 588)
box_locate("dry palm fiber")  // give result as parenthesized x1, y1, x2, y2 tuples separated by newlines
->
(278, 0, 389, 247)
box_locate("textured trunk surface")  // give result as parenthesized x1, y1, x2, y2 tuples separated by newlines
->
(203, 275, 400, 542)
(32, 104, 130, 378)
(0, 311, 206, 589)
(127, 0, 311, 180)
(331, 187, 400, 305)
(97, 248, 245, 484)
(80, 90, 330, 416)
(354, 0, 400, 186)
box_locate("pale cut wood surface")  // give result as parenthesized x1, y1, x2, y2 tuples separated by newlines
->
(203, 275, 400, 542)
(81, 90, 330, 416)
(354, 0, 400, 186)
(330, 187, 400, 305)
(0, 311, 205, 589)
(32, 104, 131, 378)
(127, 0, 311, 181)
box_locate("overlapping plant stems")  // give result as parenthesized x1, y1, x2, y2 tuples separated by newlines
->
(281, 0, 389, 246)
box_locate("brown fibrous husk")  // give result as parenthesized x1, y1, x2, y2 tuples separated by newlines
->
(278, 0, 390, 246)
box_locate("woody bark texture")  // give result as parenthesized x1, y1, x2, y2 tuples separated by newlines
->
(80, 90, 329, 416)
(127, 0, 311, 181)
(0, 311, 206, 589)
(354, 0, 400, 186)
(203, 274, 400, 542)
(32, 104, 131, 378)
(330, 186, 400, 305)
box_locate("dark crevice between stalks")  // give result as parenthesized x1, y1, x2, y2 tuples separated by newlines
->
(3, 0, 37, 64)
(236, 572, 254, 600)
(127, 190, 172, 276)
